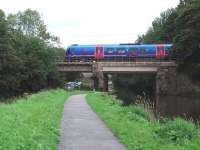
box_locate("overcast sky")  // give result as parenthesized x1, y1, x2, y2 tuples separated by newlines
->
(1, 0, 179, 47)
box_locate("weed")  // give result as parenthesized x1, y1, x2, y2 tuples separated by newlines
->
(156, 118, 198, 144)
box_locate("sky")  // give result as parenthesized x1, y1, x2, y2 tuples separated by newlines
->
(1, 0, 179, 47)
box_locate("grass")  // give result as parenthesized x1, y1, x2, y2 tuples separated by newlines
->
(0, 89, 85, 150)
(86, 92, 200, 150)
(192, 91, 200, 98)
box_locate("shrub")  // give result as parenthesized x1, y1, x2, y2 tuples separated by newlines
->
(79, 84, 92, 91)
(156, 118, 198, 144)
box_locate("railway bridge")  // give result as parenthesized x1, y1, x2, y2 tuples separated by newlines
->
(57, 61, 177, 96)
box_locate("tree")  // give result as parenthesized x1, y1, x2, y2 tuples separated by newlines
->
(173, 0, 200, 80)
(7, 9, 59, 43)
(136, 0, 200, 82)
(0, 9, 64, 100)
(0, 9, 24, 98)
(137, 8, 178, 44)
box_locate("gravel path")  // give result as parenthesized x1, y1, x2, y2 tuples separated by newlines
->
(58, 94, 126, 150)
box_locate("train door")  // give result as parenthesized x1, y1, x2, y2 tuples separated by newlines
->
(156, 45, 165, 59)
(95, 46, 104, 60)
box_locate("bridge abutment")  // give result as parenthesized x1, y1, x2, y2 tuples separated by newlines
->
(92, 63, 108, 91)
(155, 66, 177, 114)
(96, 72, 108, 91)
(156, 67, 177, 96)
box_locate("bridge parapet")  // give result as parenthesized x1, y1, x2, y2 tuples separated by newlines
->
(94, 61, 176, 67)
(92, 62, 177, 73)
(57, 61, 176, 66)
(57, 61, 177, 73)
(57, 62, 93, 72)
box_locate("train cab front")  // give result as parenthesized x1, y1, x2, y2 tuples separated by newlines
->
(65, 47, 71, 62)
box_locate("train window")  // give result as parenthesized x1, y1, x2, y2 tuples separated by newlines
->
(141, 47, 146, 54)
(70, 48, 75, 55)
(166, 46, 172, 51)
(129, 48, 137, 52)
(116, 48, 126, 54)
(106, 48, 114, 54)
(70, 48, 75, 51)
(157, 46, 164, 51)
(129, 47, 137, 55)
(67, 48, 70, 53)
(83, 48, 88, 54)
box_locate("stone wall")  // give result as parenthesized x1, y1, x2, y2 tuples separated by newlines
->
(92, 63, 108, 91)
(156, 67, 200, 96)
(176, 74, 200, 94)
(156, 67, 177, 95)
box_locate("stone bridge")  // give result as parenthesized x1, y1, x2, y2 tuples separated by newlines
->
(57, 61, 177, 96)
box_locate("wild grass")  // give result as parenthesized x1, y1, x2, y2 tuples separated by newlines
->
(0, 89, 84, 150)
(192, 91, 200, 98)
(86, 92, 200, 150)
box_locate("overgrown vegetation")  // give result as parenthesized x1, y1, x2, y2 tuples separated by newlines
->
(137, 0, 200, 82)
(0, 9, 65, 100)
(192, 91, 200, 98)
(0, 89, 82, 150)
(156, 118, 198, 144)
(112, 74, 155, 105)
(87, 92, 200, 150)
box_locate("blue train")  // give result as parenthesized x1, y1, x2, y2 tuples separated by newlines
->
(65, 44, 172, 61)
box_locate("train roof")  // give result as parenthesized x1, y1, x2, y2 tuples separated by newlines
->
(68, 44, 172, 48)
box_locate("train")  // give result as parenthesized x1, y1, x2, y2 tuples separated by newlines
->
(65, 44, 172, 61)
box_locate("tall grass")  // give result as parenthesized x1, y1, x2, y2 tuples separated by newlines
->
(86, 92, 200, 150)
(0, 89, 82, 150)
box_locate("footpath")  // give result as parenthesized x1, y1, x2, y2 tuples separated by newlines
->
(58, 94, 126, 150)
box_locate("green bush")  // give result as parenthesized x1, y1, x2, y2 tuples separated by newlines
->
(192, 92, 200, 98)
(112, 74, 155, 105)
(156, 118, 198, 144)
(79, 84, 92, 91)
